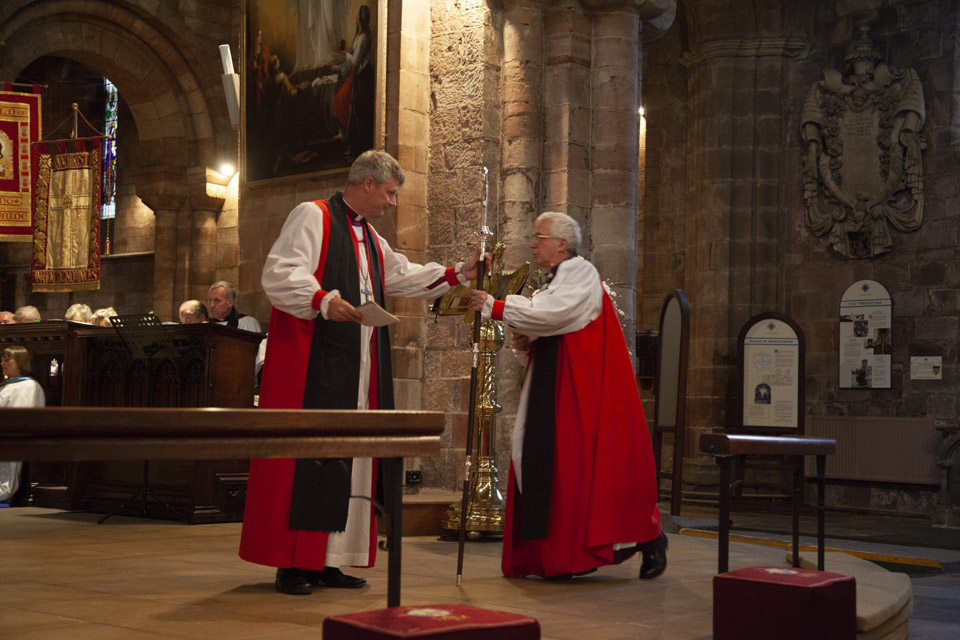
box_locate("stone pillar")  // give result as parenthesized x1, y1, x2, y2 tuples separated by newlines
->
(680, 35, 806, 443)
(542, 4, 590, 223)
(540, 1, 644, 341)
(589, 5, 641, 343)
(132, 167, 186, 323)
(187, 167, 225, 304)
(384, 0, 431, 415)
(502, 1, 547, 265)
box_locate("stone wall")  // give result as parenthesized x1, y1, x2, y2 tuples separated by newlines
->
(422, 0, 497, 489)
(641, 0, 960, 512)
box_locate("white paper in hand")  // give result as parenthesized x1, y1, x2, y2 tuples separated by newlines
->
(357, 301, 399, 326)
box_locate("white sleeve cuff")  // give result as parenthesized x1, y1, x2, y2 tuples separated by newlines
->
(455, 262, 470, 285)
(481, 295, 494, 318)
(320, 289, 341, 319)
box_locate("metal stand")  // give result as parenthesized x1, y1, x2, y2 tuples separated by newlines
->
(97, 460, 180, 523)
(443, 320, 506, 539)
(98, 313, 182, 524)
(382, 457, 403, 607)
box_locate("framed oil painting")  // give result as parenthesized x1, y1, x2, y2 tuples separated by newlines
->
(242, 0, 383, 183)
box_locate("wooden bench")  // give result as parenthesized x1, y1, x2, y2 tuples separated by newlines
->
(0, 406, 445, 608)
(699, 433, 836, 573)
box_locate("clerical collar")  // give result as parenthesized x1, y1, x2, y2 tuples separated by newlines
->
(341, 198, 364, 227)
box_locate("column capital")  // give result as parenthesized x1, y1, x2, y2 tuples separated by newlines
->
(130, 165, 187, 212)
(186, 166, 227, 213)
(578, 0, 674, 19)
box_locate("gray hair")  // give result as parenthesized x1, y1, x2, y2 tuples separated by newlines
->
(64, 303, 93, 322)
(346, 150, 405, 188)
(13, 305, 41, 323)
(179, 300, 207, 320)
(208, 281, 237, 302)
(536, 211, 581, 256)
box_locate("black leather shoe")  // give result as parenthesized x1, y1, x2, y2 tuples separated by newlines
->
(639, 533, 668, 580)
(302, 567, 366, 589)
(275, 568, 313, 595)
(544, 568, 597, 581)
(543, 573, 574, 581)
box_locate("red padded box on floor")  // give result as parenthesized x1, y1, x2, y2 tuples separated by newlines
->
(713, 566, 856, 640)
(323, 604, 540, 639)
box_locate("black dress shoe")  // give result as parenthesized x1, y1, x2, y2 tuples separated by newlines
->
(543, 573, 574, 581)
(543, 567, 597, 581)
(639, 532, 668, 580)
(275, 568, 313, 595)
(302, 567, 366, 589)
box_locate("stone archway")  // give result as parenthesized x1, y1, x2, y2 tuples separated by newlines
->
(0, 1, 218, 168)
(0, 0, 236, 320)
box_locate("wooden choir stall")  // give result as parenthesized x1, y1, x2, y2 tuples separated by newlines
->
(0, 320, 262, 523)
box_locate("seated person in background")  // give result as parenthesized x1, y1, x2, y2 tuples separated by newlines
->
(64, 303, 93, 323)
(253, 334, 268, 406)
(0, 345, 45, 504)
(90, 307, 118, 327)
(179, 300, 209, 324)
(0, 311, 13, 324)
(207, 281, 262, 333)
(13, 306, 41, 323)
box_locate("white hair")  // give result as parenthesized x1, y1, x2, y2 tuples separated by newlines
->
(536, 211, 581, 255)
(90, 307, 118, 327)
(13, 305, 41, 323)
(64, 303, 92, 322)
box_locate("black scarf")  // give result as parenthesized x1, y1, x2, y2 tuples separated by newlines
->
(288, 193, 394, 532)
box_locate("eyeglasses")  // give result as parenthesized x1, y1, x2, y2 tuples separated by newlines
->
(530, 233, 557, 243)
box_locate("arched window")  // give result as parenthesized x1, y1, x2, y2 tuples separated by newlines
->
(101, 78, 118, 253)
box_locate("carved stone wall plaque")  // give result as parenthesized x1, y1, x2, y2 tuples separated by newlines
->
(800, 26, 925, 259)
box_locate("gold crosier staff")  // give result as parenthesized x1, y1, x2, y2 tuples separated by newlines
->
(456, 166, 492, 586)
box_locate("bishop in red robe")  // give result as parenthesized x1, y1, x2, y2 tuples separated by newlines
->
(471, 211, 667, 580)
(240, 150, 482, 595)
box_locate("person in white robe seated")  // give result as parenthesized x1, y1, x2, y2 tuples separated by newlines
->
(0, 345, 45, 504)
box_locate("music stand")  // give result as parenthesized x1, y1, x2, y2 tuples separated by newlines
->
(108, 313, 181, 360)
(97, 313, 182, 524)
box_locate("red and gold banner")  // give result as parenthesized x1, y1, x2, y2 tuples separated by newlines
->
(31, 137, 102, 292)
(0, 85, 41, 241)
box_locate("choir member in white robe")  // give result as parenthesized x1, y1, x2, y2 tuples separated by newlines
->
(240, 149, 485, 595)
(0, 346, 45, 503)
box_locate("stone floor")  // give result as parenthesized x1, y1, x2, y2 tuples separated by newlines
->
(0, 507, 958, 639)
